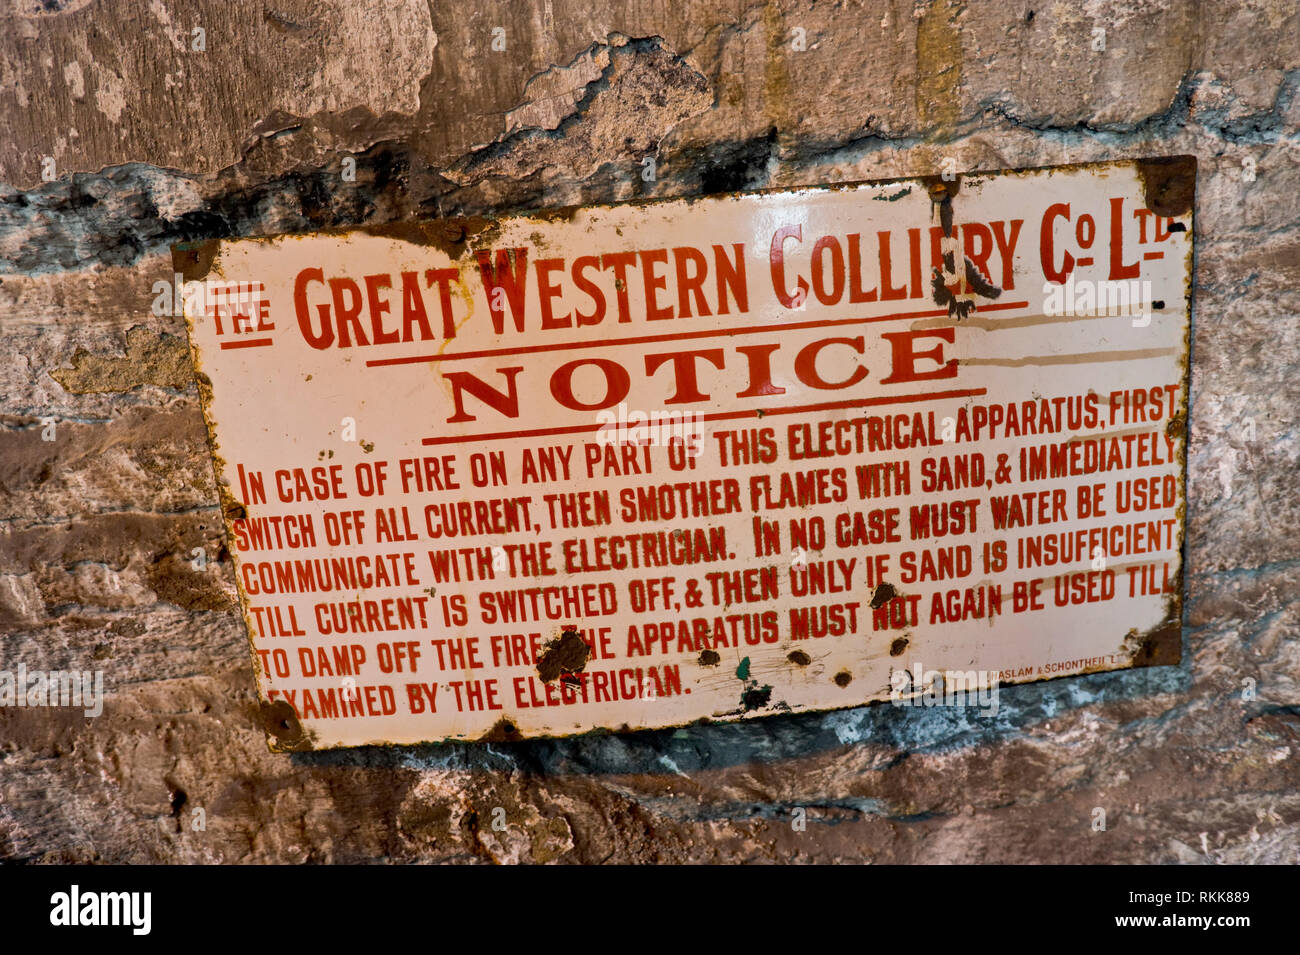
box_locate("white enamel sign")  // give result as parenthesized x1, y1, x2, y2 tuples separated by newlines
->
(177, 157, 1194, 750)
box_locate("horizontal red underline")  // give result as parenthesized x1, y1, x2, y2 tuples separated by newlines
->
(220, 338, 274, 349)
(420, 387, 988, 447)
(370, 301, 1030, 367)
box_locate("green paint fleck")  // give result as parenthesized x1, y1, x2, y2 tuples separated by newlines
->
(873, 186, 914, 202)
(736, 656, 751, 681)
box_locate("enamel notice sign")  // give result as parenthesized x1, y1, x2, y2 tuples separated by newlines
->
(176, 157, 1194, 751)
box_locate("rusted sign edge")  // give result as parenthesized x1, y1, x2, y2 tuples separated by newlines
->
(173, 155, 1197, 750)
(170, 245, 314, 750)
(171, 155, 1198, 276)
(1125, 155, 1196, 670)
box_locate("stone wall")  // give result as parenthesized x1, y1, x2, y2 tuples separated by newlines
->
(1, 0, 1297, 863)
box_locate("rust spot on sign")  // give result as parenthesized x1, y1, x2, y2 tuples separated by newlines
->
(1119, 582, 1183, 673)
(260, 699, 304, 745)
(480, 717, 522, 742)
(923, 176, 960, 202)
(1136, 155, 1196, 218)
(1165, 407, 1186, 441)
(536, 628, 591, 683)
(740, 684, 772, 710)
(362, 217, 496, 259)
(870, 581, 897, 609)
(1127, 615, 1183, 668)
(172, 239, 221, 283)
